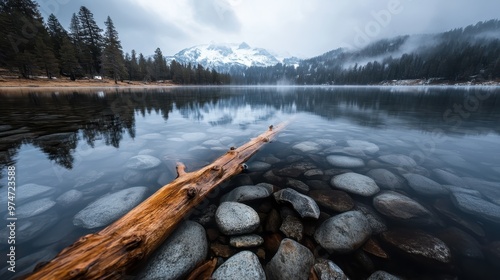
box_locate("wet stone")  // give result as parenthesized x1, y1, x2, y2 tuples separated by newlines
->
(314, 211, 372, 254)
(0, 213, 58, 244)
(212, 251, 265, 280)
(56, 190, 83, 208)
(266, 238, 315, 280)
(378, 154, 417, 169)
(221, 184, 273, 203)
(74, 170, 105, 188)
(463, 177, 500, 206)
(367, 270, 403, 280)
(366, 169, 406, 190)
(326, 155, 365, 168)
(309, 190, 355, 213)
(215, 202, 260, 235)
(304, 169, 324, 178)
(280, 215, 304, 241)
(355, 202, 388, 234)
(347, 139, 380, 154)
(331, 172, 380, 197)
(229, 234, 264, 248)
(123, 169, 144, 184)
(436, 227, 484, 259)
(274, 188, 320, 219)
(373, 191, 438, 226)
(181, 132, 207, 142)
(380, 229, 452, 266)
(433, 199, 485, 238)
(292, 141, 321, 153)
(432, 169, 469, 189)
(247, 161, 272, 172)
(313, 258, 348, 280)
(450, 192, 500, 224)
(286, 178, 310, 193)
(73, 186, 148, 229)
(15, 198, 56, 218)
(14, 183, 54, 202)
(403, 173, 448, 196)
(137, 221, 207, 280)
(125, 155, 161, 170)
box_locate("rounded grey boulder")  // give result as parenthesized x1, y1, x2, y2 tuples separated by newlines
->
(274, 188, 320, 219)
(331, 172, 380, 197)
(266, 238, 314, 280)
(314, 211, 372, 253)
(137, 221, 207, 280)
(125, 155, 161, 170)
(326, 155, 365, 168)
(73, 186, 148, 229)
(212, 251, 265, 280)
(216, 202, 260, 235)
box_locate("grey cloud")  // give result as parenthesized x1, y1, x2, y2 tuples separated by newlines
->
(189, 0, 241, 33)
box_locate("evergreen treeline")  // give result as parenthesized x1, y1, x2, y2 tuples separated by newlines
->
(233, 20, 500, 85)
(0, 0, 230, 84)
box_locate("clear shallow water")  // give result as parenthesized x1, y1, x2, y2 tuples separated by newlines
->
(0, 86, 499, 279)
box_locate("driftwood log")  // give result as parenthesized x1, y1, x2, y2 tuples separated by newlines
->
(24, 123, 287, 280)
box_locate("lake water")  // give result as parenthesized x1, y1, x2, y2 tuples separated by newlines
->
(1, 86, 499, 279)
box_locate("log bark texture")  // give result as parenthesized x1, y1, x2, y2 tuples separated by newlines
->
(24, 123, 287, 280)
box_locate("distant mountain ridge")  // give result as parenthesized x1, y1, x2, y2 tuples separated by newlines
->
(166, 42, 300, 73)
(232, 19, 500, 85)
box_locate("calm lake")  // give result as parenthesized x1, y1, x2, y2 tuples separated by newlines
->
(1, 86, 500, 279)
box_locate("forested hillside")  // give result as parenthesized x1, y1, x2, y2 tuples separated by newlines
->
(232, 20, 500, 85)
(0, 0, 230, 84)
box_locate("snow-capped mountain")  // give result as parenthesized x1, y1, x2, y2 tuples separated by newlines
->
(166, 42, 284, 73)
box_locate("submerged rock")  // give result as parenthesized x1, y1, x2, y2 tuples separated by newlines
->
(266, 238, 314, 280)
(286, 178, 310, 193)
(433, 199, 485, 238)
(247, 161, 272, 172)
(221, 185, 273, 203)
(432, 169, 469, 189)
(313, 258, 348, 280)
(280, 215, 304, 241)
(366, 169, 406, 190)
(56, 189, 83, 208)
(450, 192, 500, 224)
(181, 132, 207, 142)
(15, 198, 56, 218)
(274, 188, 320, 219)
(331, 172, 380, 197)
(309, 190, 355, 212)
(373, 191, 438, 226)
(367, 270, 403, 280)
(292, 141, 321, 153)
(73, 186, 148, 229)
(212, 251, 265, 280)
(74, 170, 105, 188)
(378, 154, 417, 169)
(355, 203, 388, 234)
(380, 229, 452, 266)
(125, 155, 161, 170)
(14, 183, 54, 202)
(436, 227, 484, 259)
(314, 211, 372, 253)
(215, 202, 260, 235)
(403, 173, 448, 196)
(326, 155, 365, 168)
(137, 221, 207, 280)
(229, 234, 264, 248)
(347, 140, 380, 154)
(0, 213, 58, 244)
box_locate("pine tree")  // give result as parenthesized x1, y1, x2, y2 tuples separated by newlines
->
(46, 13, 67, 59)
(78, 6, 103, 75)
(101, 16, 126, 84)
(35, 36, 58, 78)
(59, 36, 80, 80)
(0, 0, 48, 77)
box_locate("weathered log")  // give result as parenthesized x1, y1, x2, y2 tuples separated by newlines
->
(24, 123, 287, 280)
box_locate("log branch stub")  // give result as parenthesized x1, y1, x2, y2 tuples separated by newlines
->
(176, 162, 187, 177)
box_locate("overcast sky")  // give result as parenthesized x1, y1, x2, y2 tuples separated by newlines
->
(37, 0, 500, 58)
